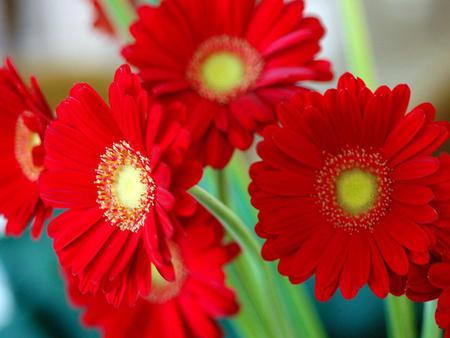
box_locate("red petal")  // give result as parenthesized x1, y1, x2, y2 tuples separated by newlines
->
(374, 225, 409, 275)
(429, 263, 450, 289)
(382, 110, 425, 160)
(368, 239, 389, 298)
(392, 184, 434, 205)
(390, 156, 439, 181)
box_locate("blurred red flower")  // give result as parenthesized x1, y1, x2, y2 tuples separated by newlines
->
(250, 73, 449, 301)
(67, 207, 240, 338)
(123, 0, 332, 168)
(0, 59, 53, 238)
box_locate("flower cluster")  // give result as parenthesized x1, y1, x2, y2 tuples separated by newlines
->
(1, 0, 449, 337)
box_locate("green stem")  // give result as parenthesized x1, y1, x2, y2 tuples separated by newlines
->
(288, 282, 327, 338)
(216, 170, 229, 205)
(421, 301, 442, 338)
(227, 257, 273, 338)
(385, 295, 417, 338)
(214, 168, 272, 338)
(190, 186, 283, 337)
(190, 185, 260, 260)
(340, 0, 377, 88)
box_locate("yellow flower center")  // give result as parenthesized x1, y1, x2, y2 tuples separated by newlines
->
(112, 165, 148, 209)
(315, 148, 392, 233)
(200, 52, 246, 94)
(336, 169, 378, 216)
(187, 35, 263, 104)
(95, 141, 156, 232)
(147, 244, 187, 304)
(15, 115, 43, 182)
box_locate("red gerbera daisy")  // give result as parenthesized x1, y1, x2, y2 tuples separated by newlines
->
(123, 0, 333, 168)
(249, 73, 450, 301)
(0, 58, 53, 238)
(67, 206, 240, 338)
(40, 64, 203, 306)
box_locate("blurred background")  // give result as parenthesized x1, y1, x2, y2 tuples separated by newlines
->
(0, 0, 449, 337)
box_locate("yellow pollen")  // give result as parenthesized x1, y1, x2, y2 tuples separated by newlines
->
(112, 165, 147, 209)
(200, 52, 245, 93)
(315, 148, 392, 233)
(15, 115, 43, 182)
(95, 141, 156, 232)
(336, 169, 378, 216)
(187, 35, 263, 104)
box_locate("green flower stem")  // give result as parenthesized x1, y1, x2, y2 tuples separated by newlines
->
(190, 185, 261, 260)
(214, 168, 273, 338)
(216, 170, 229, 206)
(102, 0, 136, 39)
(190, 187, 282, 338)
(385, 296, 417, 338)
(227, 257, 274, 338)
(190, 185, 289, 337)
(421, 301, 442, 338)
(340, 0, 376, 88)
(286, 280, 327, 338)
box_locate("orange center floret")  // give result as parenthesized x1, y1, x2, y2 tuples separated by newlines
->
(315, 148, 392, 233)
(15, 115, 43, 182)
(95, 141, 156, 232)
(186, 35, 263, 104)
(147, 244, 187, 304)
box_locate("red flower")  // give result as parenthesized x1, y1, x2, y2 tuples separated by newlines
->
(40, 65, 203, 306)
(67, 207, 240, 338)
(123, 0, 332, 168)
(249, 73, 449, 301)
(0, 58, 53, 238)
